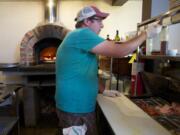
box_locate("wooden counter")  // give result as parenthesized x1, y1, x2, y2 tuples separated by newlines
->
(97, 94, 171, 135)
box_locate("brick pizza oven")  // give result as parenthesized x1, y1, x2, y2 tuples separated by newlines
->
(20, 24, 68, 65)
(19, 0, 69, 66)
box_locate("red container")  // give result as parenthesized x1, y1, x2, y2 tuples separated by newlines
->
(131, 73, 143, 96)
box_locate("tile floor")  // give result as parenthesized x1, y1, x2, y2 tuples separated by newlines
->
(20, 127, 58, 135)
(20, 114, 59, 135)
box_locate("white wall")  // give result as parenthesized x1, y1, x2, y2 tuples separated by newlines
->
(0, 1, 44, 63)
(0, 0, 142, 63)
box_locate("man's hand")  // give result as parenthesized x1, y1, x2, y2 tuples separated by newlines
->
(102, 90, 121, 97)
(146, 24, 162, 38)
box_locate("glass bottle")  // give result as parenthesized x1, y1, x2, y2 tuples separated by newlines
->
(106, 34, 110, 41)
(114, 30, 120, 42)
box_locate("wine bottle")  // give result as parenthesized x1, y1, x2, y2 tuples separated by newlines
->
(114, 30, 120, 42)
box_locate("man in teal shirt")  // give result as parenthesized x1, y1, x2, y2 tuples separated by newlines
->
(56, 27, 105, 113)
(55, 5, 161, 135)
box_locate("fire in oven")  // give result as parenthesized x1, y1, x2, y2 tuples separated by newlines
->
(34, 38, 61, 64)
(131, 72, 180, 135)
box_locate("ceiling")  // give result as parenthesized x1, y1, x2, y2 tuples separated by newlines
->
(0, 0, 141, 6)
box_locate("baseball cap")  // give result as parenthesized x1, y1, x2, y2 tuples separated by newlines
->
(75, 6, 109, 22)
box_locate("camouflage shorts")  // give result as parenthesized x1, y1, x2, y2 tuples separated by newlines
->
(56, 109, 98, 135)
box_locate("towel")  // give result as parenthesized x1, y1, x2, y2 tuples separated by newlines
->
(63, 124, 87, 135)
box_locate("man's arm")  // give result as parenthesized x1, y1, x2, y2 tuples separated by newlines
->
(91, 32, 147, 57)
(92, 23, 162, 57)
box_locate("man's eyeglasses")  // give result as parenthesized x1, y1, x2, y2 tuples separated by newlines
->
(91, 17, 103, 23)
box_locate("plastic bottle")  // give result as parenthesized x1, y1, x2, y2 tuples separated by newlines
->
(160, 26, 169, 55)
(146, 38, 153, 55)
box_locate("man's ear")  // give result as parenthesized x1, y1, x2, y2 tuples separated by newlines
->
(84, 19, 91, 26)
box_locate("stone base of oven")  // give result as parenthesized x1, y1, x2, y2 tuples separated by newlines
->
(23, 86, 56, 127)
(23, 87, 39, 127)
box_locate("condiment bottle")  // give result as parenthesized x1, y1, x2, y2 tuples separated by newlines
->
(146, 38, 153, 55)
(160, 26, 169, 55)
(106, 34, 110, 41)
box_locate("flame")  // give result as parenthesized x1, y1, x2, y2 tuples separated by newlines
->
(40, 47, 57, 61)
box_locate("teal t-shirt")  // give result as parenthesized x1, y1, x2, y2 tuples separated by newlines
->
(55, 28, 105, 113)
